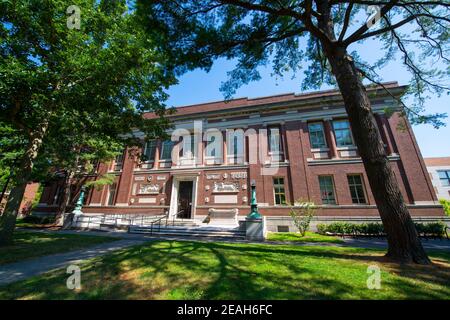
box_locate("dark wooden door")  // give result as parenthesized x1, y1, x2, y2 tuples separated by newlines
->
(178, 181, 193, 219)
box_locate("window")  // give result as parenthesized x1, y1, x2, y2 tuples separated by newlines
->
(308, 122, 327, 149)
(107, 183, 116, 206)
(333, 120, 354, 147)
(227, 129, 244, 164)
(143, 140, 157, 162)
(182, 134, 196, 159)
(160, 140, 174, 160)
(268, 126, 283, 162)
(273, 177, 287, 205)
(319, 176, 336, 204)
(438, 170, 450, 186)
(347, 174, 367, 204)
(113, 151, 124, 171)
(268, 126, 281, 153)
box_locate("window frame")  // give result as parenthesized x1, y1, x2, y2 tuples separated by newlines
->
(333, 119, 355, 147)
(318, 175, 337, 205)
(438, 170, 450, 187)
(273, 177, 287, 206)
(308, 122, 328, 149)
(160, 140, 174, 161)
(227, 129, 245, 164)
(143, 140, 157, 163)
(107, 183, 117, 206)
(347, 174, 368, 204)
(267, 125, 284, 162)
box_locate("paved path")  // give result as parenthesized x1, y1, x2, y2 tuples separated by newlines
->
(19, 228, 450, 250)
(0, 239, 145, 286)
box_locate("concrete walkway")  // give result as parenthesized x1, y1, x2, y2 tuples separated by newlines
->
(19, 228, 450, 250)
(0, 239, 145, 286)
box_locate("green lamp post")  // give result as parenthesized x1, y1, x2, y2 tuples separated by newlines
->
(247, 179, 262, 219)
(72, 186, 86, 215)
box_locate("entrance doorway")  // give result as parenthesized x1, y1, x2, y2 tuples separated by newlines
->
(177, 180, 193, 219)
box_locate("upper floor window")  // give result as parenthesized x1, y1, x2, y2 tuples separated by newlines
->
(308, 122, 327, 149)
(107, 183, 116, 206)
(181, 134, 196, 159)
(227, 129, 244, 164)
(319, 175, 336, 205)
(273, 177, 287, 205)
(347, 174, 367, 204)
(160, 140, 174, 161)
(268, 126, 283, 162)
(113, 151, 124, 171)
(268, 126, 281, 153)
(143, 140, 157, 162)
(438, 170, 450, 186)
(333, 120, 354, 147)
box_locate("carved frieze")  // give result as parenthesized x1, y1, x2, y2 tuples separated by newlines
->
(213, 182, 239, 193)
(138, 184, 160, 194)
(231, 172, 247, 179)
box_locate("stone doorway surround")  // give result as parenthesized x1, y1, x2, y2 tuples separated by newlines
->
(169, 172, 200, 219)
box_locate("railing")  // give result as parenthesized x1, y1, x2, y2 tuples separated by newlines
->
(71, 210, 170, 231)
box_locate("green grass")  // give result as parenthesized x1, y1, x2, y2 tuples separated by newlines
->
(0, 231, 117, 265)
(266, 231, 343, 243)
(0, 240, 449, 300)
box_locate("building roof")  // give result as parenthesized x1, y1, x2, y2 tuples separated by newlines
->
(424, 157, 450, 167)
(144, 81, 406, 120)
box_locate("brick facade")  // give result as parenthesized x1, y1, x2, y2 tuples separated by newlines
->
(36, 82, 445, 219)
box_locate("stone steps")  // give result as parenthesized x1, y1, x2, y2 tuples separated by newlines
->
(128, 225, 246, 240)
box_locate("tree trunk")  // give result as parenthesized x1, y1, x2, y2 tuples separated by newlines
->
(55, 170, 74, 227)
(0, 122, 49, 246)
(323, 45, 430, 264)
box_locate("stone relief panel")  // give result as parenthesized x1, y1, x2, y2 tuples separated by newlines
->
(212, 182, 239, 193)
(138, 184, 160, 195)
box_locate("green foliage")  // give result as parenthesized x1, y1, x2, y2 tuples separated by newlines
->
(289, 200, 316, 237)
(85, 173, 115, 190)
(138, 1, 449, 126)
(440, 199, 450, 216)
(317, 222, 447, 237)
(0, 0, 176, 183)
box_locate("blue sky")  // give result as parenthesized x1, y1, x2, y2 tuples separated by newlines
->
(165, 37, 449, 159)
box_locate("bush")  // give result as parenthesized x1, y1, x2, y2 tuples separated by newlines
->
(440, 199, 450, 216)
(317, 221, 446, 237)
(289, 200, 317, 236)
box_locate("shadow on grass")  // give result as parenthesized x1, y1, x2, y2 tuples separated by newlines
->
(0, 240, 449, 300)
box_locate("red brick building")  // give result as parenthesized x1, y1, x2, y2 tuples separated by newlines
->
(36, 82, 445, 230)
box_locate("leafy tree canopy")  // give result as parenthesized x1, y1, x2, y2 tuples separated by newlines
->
(138, 0, 449, 127)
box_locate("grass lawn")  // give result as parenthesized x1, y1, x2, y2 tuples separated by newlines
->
(266, 231, 343, 244)
(0, 231, 117, 265)
(0, 240, 449, 300)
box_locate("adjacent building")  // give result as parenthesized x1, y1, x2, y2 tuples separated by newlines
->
(35, 82, 445, 230)
(424, 157, 450, 200)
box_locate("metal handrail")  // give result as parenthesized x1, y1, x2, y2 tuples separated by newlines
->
(149, 211, 170, 235)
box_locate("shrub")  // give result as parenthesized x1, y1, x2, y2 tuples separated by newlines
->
(440, 199, 450, 216)
(289, 200, 317, 236)
(316, 221, 445, 237)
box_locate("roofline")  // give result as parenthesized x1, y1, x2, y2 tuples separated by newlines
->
(171, 81, 404, 109)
